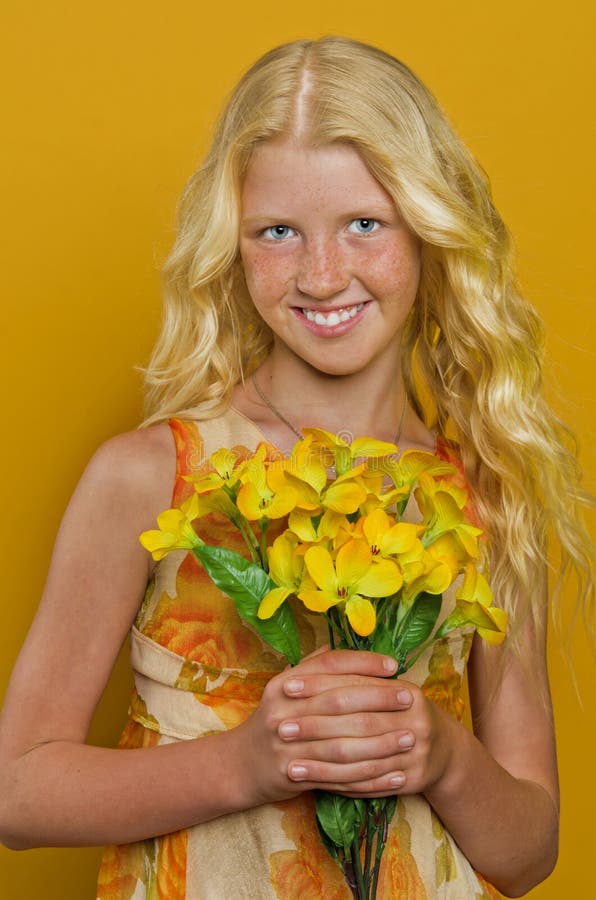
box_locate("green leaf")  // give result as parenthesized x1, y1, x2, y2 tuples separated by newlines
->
(394, 592, 442, 658)
(314, 816, 340, 863)
(370, 625, 395, 659)
(379, 795, 397, 824)
(315, 791, 364, 855)
(192, 544, 301, 664)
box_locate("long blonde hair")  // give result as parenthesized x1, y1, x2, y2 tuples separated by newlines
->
(143, 36, 593, 642)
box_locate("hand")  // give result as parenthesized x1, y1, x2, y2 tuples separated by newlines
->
(282, 670, 457, 800)
(236, 649, 425, 805)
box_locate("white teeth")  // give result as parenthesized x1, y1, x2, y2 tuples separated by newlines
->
(303, 303, 364, 327)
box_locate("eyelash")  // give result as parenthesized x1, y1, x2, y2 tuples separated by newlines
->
(263, 225, 296, 240)
(347, 218, 380, 235)
(262, 218, 381, 241)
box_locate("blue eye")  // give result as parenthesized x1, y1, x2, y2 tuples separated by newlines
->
(263, 225, 295, 240)
(349, 218, 379, 235)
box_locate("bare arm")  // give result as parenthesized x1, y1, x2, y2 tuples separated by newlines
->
(423, 618, 559, 896)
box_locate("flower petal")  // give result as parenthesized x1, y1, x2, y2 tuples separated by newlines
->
(236, 482, 263, 520)
(267, 533, 299, 587)
(362, 508, 392, 550)
(323, 481, 367, 514)
(335, 540, 373, 586)
(304, 546, 337, 592)
(350, 436, 398, 458)
(356, 558, 403, 598)
(345, 595, 377, 636)
(298, 588, 340, 613)
(478, 607, 509, 644)
(258, 586, 293, 619)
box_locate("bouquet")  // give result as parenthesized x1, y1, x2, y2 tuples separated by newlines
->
(140, 428, 507, 899)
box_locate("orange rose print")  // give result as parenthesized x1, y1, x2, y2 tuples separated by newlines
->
(376, 799, 427, 898)
(269, 797, 351, 899)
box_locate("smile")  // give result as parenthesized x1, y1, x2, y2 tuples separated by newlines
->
(302, 303, 364, 327)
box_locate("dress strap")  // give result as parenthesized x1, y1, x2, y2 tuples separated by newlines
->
(167, 418, 206, 507)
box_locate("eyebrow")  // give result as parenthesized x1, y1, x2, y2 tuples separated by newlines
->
(240, 204, 398, 224)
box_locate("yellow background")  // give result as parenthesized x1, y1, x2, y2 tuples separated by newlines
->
(1, 1, 594, 896)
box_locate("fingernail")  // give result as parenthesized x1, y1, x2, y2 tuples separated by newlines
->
(390, 773, 405, 788)
(398, 733, 414, 749)
(279, 721, 300, 739)
(397, 689, 412, 705)
(383, 657, 398, 673)
(285, 678, 304, 694)
(288, 764, 308, 780)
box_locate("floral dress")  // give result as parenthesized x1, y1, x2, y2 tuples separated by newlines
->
(96, 408, 501, 899)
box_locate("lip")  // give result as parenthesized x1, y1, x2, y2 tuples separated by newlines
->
(292, 301, 369, 336)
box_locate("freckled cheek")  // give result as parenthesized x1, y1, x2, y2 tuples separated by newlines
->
(365, 250, 421, 299)
(241, 252, 293, 304)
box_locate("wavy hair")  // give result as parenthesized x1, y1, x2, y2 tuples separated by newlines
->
(143, 37, 593, 645)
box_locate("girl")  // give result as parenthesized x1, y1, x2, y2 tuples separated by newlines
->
(0, 37, 592, 899)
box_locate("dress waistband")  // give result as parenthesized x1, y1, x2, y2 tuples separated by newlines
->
(128, 627, 277, 740)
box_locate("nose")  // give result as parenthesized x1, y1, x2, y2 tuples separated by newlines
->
(296, 237, 350, 300)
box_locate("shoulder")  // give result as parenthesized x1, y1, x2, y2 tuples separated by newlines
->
(76, 423, 177, 522)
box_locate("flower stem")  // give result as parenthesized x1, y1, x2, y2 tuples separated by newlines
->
(363, 802, 374, 890)
(259, 519, 270, 572)
(237, 520, 261, 564)
(370, 805, 390, 898)
(327, 620, 336, 650)
(350, 833, 366, 899)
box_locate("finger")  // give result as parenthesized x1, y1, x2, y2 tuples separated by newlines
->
(283, 672, 408, 698)
(287, 758, 407, 793)
(278, 711, 415, 743)
(283, 643, 329, 672)
(287, 649, 397, 680)
(281, 731, 415, 764)
(282, 683, 413, 716)
(301, 643, 331, 660)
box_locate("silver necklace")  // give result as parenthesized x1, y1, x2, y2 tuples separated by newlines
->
(251, 372, 408, 446)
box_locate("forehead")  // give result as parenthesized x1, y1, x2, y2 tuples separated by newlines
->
(240, 138, 395, 215)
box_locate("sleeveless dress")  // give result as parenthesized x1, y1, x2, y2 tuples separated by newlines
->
(96, 408, 501, 899)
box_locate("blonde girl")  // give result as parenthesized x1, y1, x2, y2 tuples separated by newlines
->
(0, 37, 592, 899)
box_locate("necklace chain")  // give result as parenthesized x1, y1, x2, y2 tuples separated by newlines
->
(251, 372, 408, 447)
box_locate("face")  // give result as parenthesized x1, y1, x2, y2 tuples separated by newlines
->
(239, 138, 421, 378)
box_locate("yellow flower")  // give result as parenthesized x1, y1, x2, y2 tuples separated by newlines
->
(357, 450, 456, 515)
(139, 494, 201, 561)
(272, 436, 328, 511)
(457, 562, 493, 606)
(391, 450, 456, 487)
(299, 540, 402, 636)
(186, 447, 246, 494)
(287, 508, 347, 543)
(258, 533, 305, 618)
(193, 488, 243, 523)
(455, 563, 508, 644)
(302, 427, 398, 476)
(359, 449, 453, 497)
(321, 468, 368, 514)
(236, 445, 299, 521)
(360, 508, 422, 561)
(426, 532, 470, 579)
(400, 546, 454, 606)
(415, 473, 482, 557)
(356, 469, 410, 514)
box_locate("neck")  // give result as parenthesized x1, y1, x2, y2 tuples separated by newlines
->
(254, 351, 407, 443)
